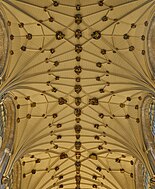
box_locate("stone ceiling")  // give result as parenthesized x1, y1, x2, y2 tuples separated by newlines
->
(0, 0, 155, 189)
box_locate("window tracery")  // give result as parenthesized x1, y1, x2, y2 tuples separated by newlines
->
(0, 95, 16, 189)
(149, 101, 155, 137)
(135, 160, 155, 189)
(141, 96, 155, 188)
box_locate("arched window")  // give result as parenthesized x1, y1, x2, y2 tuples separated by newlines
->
(135, 160, 155, 189)
(0, 95, 16, 189)
(141, 96, 155, 188)
(149, 102, 155, 137)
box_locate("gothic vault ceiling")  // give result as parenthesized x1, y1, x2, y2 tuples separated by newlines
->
(0, 0, 155, 189)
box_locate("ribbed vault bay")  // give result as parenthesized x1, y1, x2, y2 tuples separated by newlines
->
(0, 0, 155, 189)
